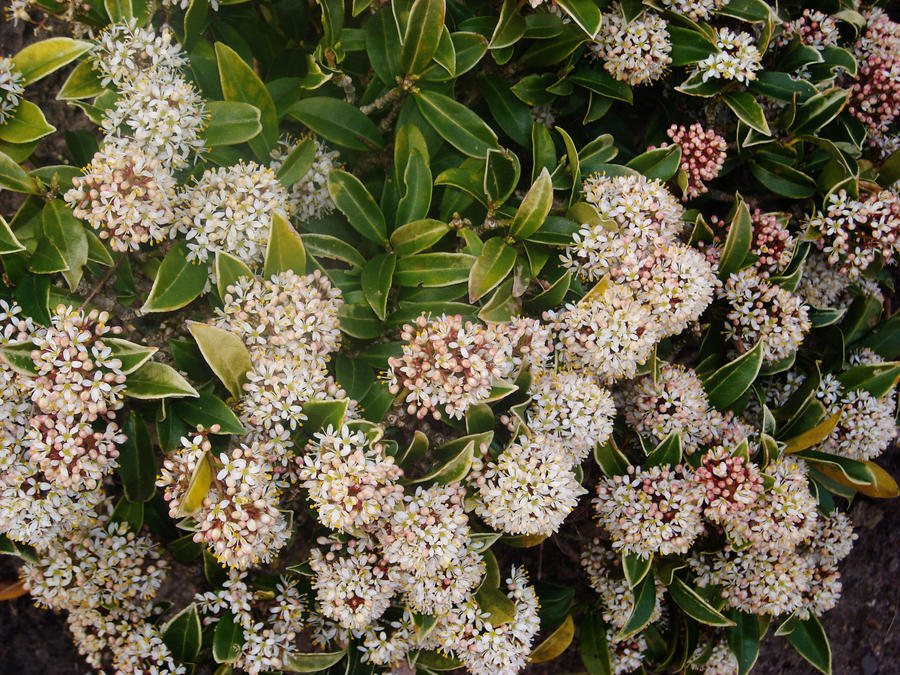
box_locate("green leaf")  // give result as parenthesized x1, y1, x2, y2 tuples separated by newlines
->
(141, 241, 208, 313)
(110, 496, 143, 531)
(409, 438, 477, 485)
(554, 0, 603, 37)
(452, 31, 489, 74)
(204, 101, 262, 146)
(327, 170, 389, 247)
(626, 146, 683, 181)
(338, 302, 383, 339)
(469, 237, 516, 302)
(400, 0, 445, 75)
(782, 412, 842, 455)
(282, 650, 347, 673)
(479, 75, 532, 147)
(126, 362, 200, 400)
(42, 200, 87, 291)
(475, 583, 517, 625)
(396, 148, 432, 225)
(287, 97, 383, 151)
(0, 214, 25, 254)
(118, 411, 157, 502)
(395, 252, 476, 287)
(0, 101, 56, 144)
(177, 390, 246, 435)
(594, 438, 631, 477)
(275, 137, 316, 187)
(301, 399, 349, 439)
(361, 252, 396, 320)
(366, 8, 403, 85)
(390, 218, 449, 256)
(622, 553, 652, 589)
(264, 212, 307, 277)
(530, 615, 575, 663)
(791, 88, 848, 136)
(726, 611, 764, 675)
(836, 361, 900, 398)
(179, 451, 212, 516)
(0, 341, 37, 376)
(302, 233, 366, 269)
(569, 70, 633, 104)
(702, 341, 765, 410)
(750, 159, 817, 199)
(645, 431, 683, 467)
(484, 148, 521, 206)
(786, 615, 831, 675)
(57, 60, 105, 100)
(580, 612, 612, 675)
(414, 90, 498, 158)
(104, 0, 132, 21)
(0, 150, 38, 193)
(490, 0, 526, 49)
(12, 38, 92, 85)
(216, 251, 253, 300)
(162, 603, 202, 663)
(615, 574, 657, 640)
(722, 91, 770, 135)
(102, 337, 157, 374)
(668, 25, 717, 66)
(187, 322, 251, 400)
(718, 197, 753, 280)
(668, 577, 736, 627)
(510, 167, 553, 239)
(215, 41, 278, 158)
(213, 612, 244, 664)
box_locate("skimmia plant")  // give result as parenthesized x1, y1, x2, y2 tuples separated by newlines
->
(1, 1, 899, 674)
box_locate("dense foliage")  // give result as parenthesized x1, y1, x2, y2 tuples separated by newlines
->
(1, 0, 900, 674)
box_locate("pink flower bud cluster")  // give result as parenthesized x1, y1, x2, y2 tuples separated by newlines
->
(694, 446, 764, 520)
(848, 9, 900, 143)
(65, 142, 177, 252)
(807, 188, 900, 280)
(386, 313, 508, 420)
(594, 464, 706, 558)
(778, 9, 840, 50)
(664, 123, 727, 200)
(750, 209, 794, 276)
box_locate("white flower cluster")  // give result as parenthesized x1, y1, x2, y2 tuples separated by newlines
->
(196, 570, 306, 674)
(358, 568, 541, 675)
(21, 502, 179, 674)
(93, 19, 187, 87)
(582, 540, 665, 629)
(722, 266, 811, 364)
(806, 188, 900, 280)
(659, 0, 727, 21)
(0, 56, 25, 124)
(387, 313, 550, 420)
(563, 174, 717, 339)
(0, 304, 129, 549)
(591, 6, 671, 86)
(472, 433, 587, 536)
(214, 269, 343, 437)
(269, 135, 340, 223)
(594, 463, 706, 558)
(65, 140, 178, 252)
(796, 249, 851, 308)
(695, 28, 763, 83)
(176, 162, 289, 265)
(157, 429, 292, 569)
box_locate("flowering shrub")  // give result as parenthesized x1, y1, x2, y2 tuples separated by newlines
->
(1, 1, 900, 674)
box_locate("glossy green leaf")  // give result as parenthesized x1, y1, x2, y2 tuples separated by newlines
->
(722, 91, 770, 135)
(0, 101, 56, 144)
(786, 615, 831, 675)
(484, 148, 521, 206)
(580, 612, 612, 675)
(327, 170, 389, 247)
(302, 233, 365, 269)
(215, 251, 253, 300)
(287, 97, 383, 151)
(395, 252, 476, 287)
(282, 650, 347, 673)
(668, 577, 736, 627)
(176, 390, 246, 435)
(102, 337, 157, 375)
(118, 411, 157, 502)
(750, 159, 817, 199)
(0, 214, 25, 254)
(718, 197, 753, 280)
(622, 553, 652, 589)
(187, 322, 251, 400)
(615, 574, 657, 640)
(0, 150, 38, 193)
(264, 212, 307, 277)
(390, 218, 449, 256)
(361, 252, 396, 320)
(469, 237, 516, 302)
(12, 38, 92, 85)
(400, 0, 446, 75)
(275, 137, 316, 187)
(42, 200, 87, 291)
(530, 615, 575, 663)
(702, 340, 765, 410)
(141, 241, 207, 312)
(126, 362, 200, 400)
(204, 101, 262, 146)
(554, 0, 602, 37)
(396, 148, 432, 225)
(414, 90, 498, 158)
(162, 603, 202, 662)
(626, 145, 683, 181)
(510, 167, 553, 239)
(213, 612, 244, 664)
(56, 60, 105, 100)
(214, 42, 278, 158)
